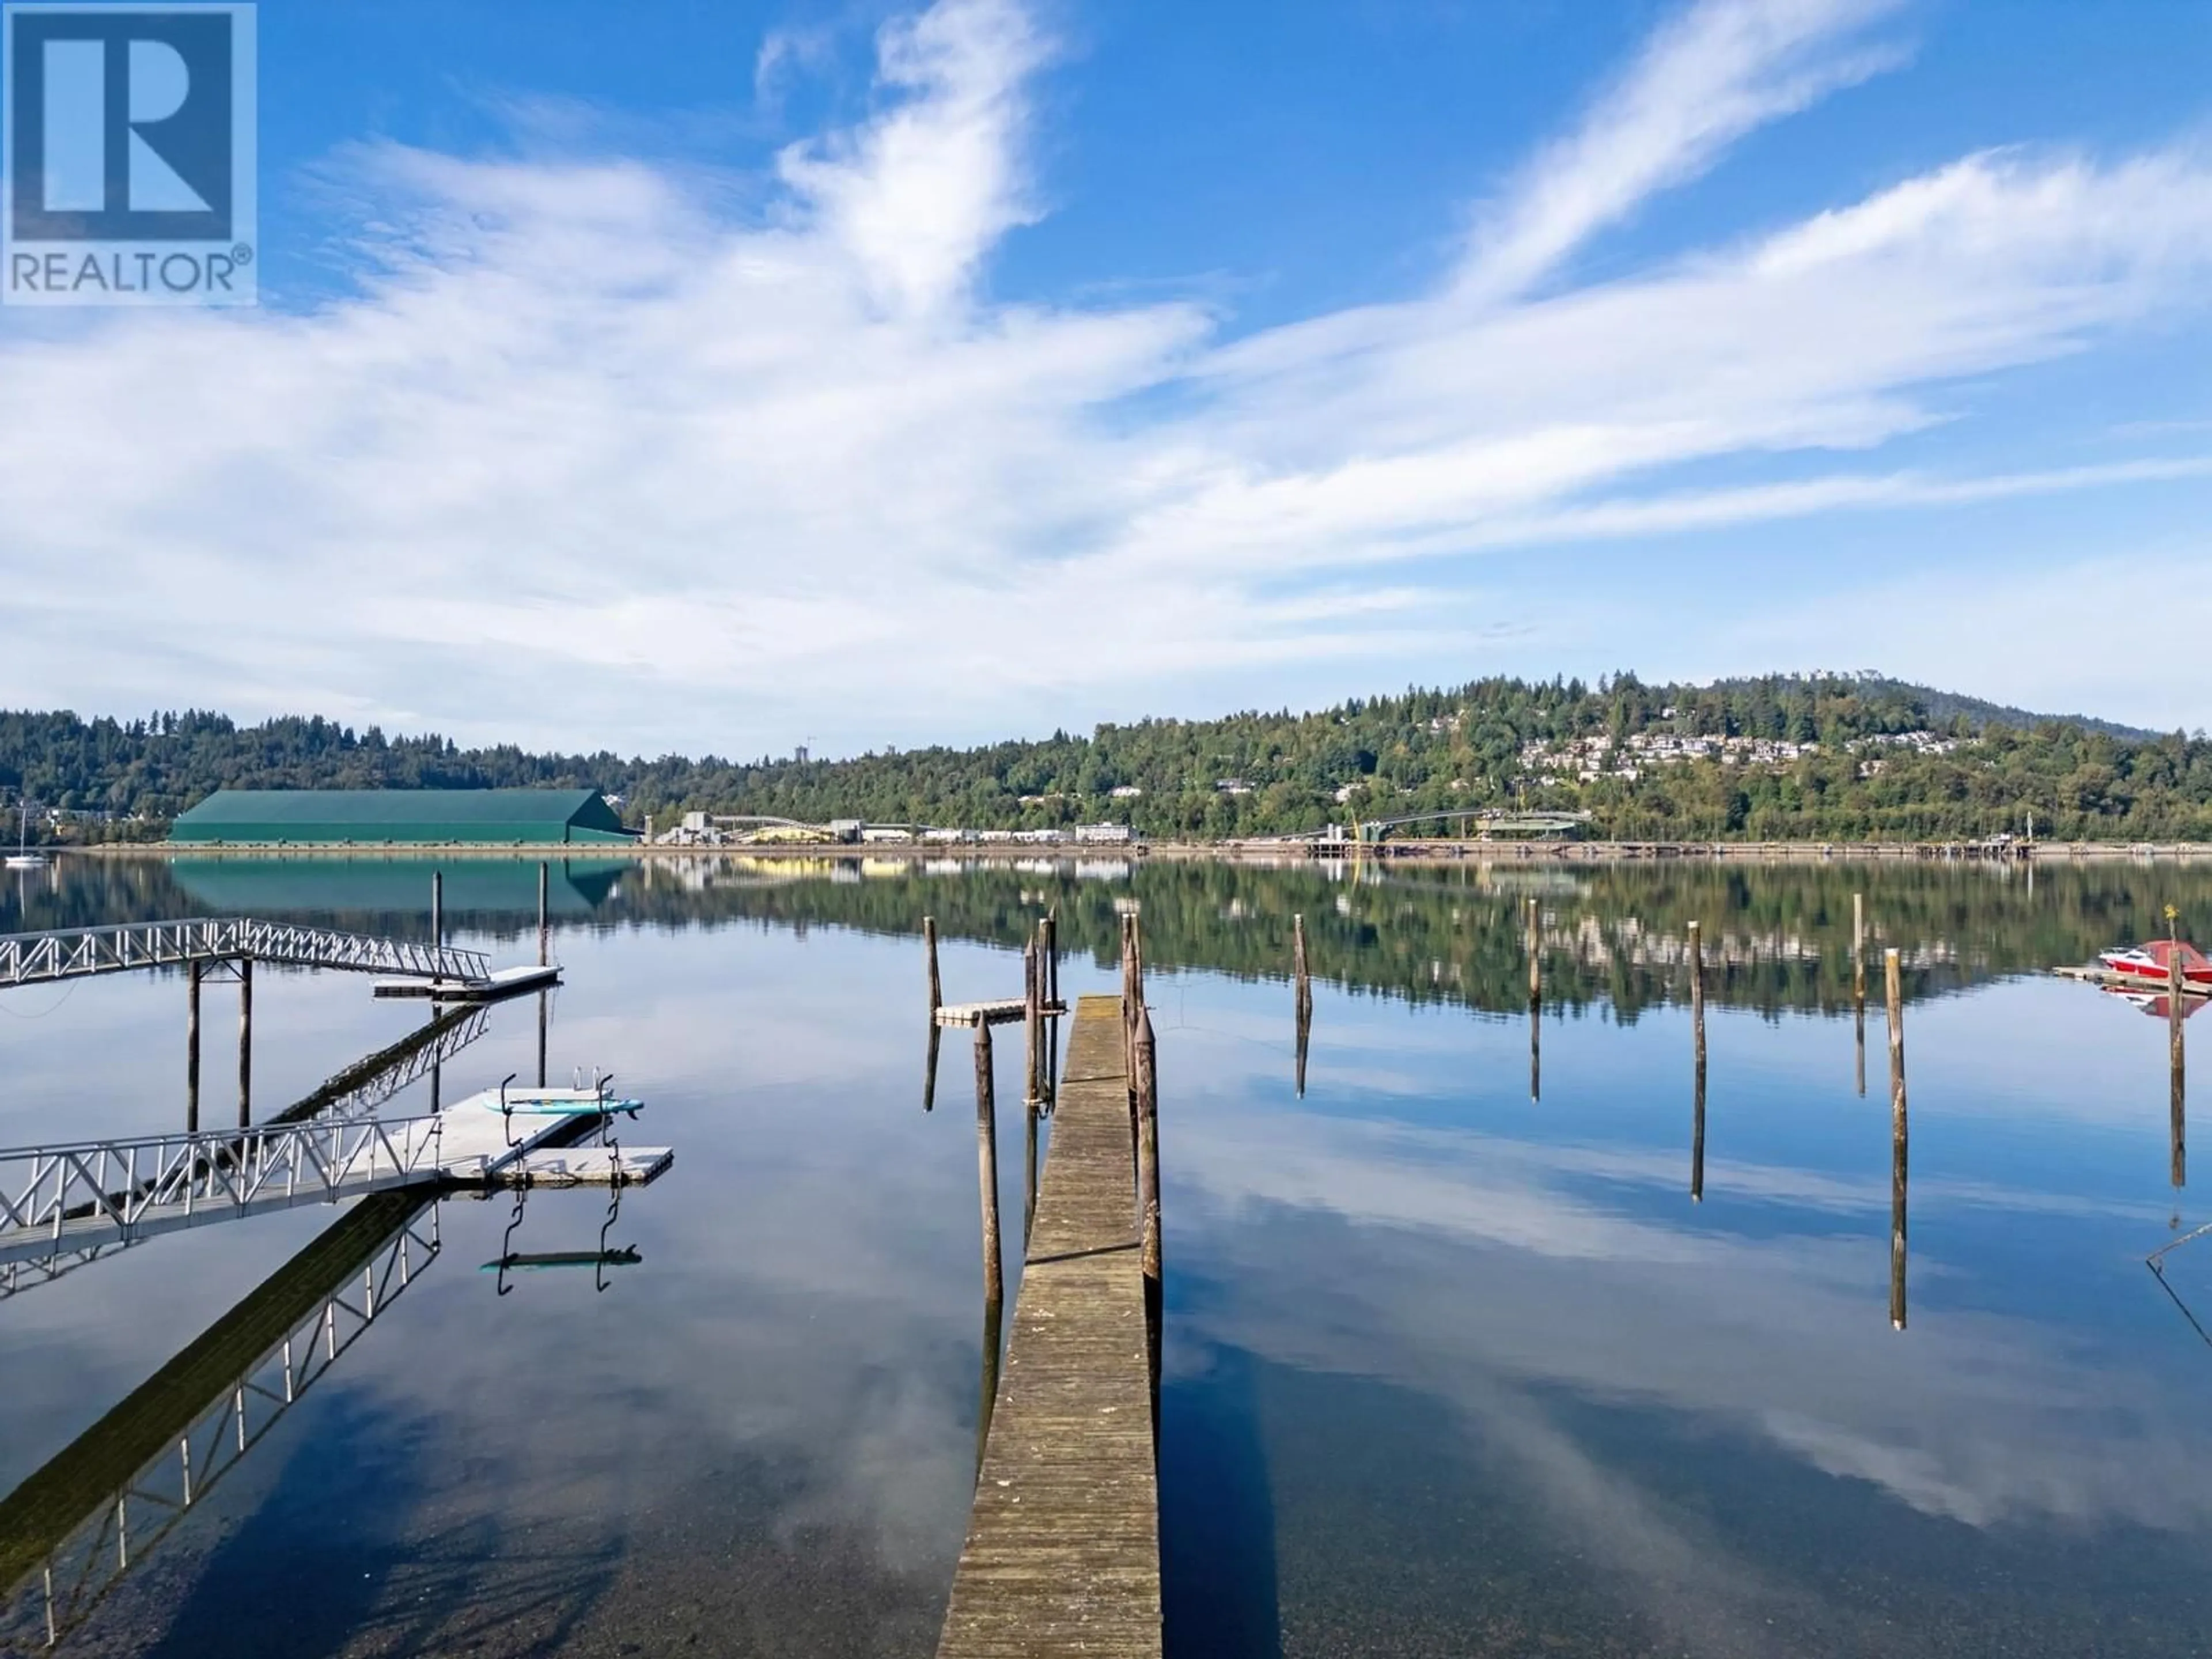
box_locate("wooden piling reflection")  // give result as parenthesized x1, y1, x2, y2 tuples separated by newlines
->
(1690, 921, 1705, 1203)
(1293, 913, 1313, 1096)
(1294, 995, 1311, 1098)
(236, 957, 252, 1128)
(1529, 996, 1541, 1104)
(1887, 948, 1908, 1332)
(1854, 892, 1867, 1097)
(1528, 896, 1543, 1103)
(185, 959, 202, 1134)
(536, 860, 550, 967)
(536, 989, 548, 1088)
(2172, 947, 2188, 1195)
(1854, 1000, 1866, 1099)
(974, 1022, 1003, 1310)
(924, 1022, 943, 1115)
(431, 870, 443, 954)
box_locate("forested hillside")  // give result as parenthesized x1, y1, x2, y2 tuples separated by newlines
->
(1, 673, 2203, 843)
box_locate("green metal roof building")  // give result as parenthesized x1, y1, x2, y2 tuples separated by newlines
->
(169, 789, 637, 846)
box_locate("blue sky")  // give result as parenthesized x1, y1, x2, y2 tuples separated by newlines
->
(4, 0, 2212, 756)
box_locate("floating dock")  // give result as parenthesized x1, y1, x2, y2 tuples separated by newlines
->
(2053, 965, 2211, 996)
(489, 1146, 672, 1188)
(932, 998, 1067, 1028)
(936, 994, 1161, 1658)
(372, 963, 562, 1003)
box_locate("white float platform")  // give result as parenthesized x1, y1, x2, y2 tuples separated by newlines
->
(373, 965, 562, 1003)
(933, 999, 1067, 1028)
(487, 1147, 673, 1188)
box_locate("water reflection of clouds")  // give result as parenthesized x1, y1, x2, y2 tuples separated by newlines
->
(1168, 1086, 2212, 1545)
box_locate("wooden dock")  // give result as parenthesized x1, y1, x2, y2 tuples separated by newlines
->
(2054, 964, 2211, 997)
(937, 993, 1160, 1658)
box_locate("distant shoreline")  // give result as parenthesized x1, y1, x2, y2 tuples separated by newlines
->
(52, 838, 2212, 864)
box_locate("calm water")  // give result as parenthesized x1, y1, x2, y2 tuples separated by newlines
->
(3, 854, 2211, 1657)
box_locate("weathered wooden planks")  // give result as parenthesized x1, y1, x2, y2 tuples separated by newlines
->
(937, 993, 1161, 1659)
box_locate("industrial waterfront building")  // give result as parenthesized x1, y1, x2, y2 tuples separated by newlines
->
(168, 789, 637, 846)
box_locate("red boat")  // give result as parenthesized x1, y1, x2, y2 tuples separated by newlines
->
(2099, 938, 2212, 989)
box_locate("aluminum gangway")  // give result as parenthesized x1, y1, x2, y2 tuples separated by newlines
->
(0, 1115, 449, 1266)
(0, 1007, 491, 1303)
(0, 1191, 442, 1652)
(0, 1084, 581, 1267)
(0, 918, 489, 991)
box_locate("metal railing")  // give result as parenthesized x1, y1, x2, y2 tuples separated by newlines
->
(0, 1238, 137, 1304)
(0, 1012, 487, 1298)
(307, 1007, 492, 1123)
(0, 1114, 447, 1262)
(2, 1204, 441, 1649)
(0, 918, 488, 990)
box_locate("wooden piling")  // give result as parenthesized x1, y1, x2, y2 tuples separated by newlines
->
(1024, 1070, 1040, 1249)
(1135, 1007, 1162, 1446)
(536, 861, 550, 968)
(1024, 931, 1044, 1244)
(975, 1021, 1003, 1310)
(1120, 914, 1146, 1085)
(2173, 945, 2188, 1193)
(1135, 1011, 1161, 1287)
(1887, 948, 1908, 1331)
(236, 956, 253, 1128)
(974, 1291, 1005, 1486)
(1024, 938, 1043, 1110)
(1690, 921, 1705, 1203)
(1526, 897, 1541, 1003)
(185, 959, 202, 1134)
(1853, 892, 1865, 1006)
(926, 916, 943, 1016)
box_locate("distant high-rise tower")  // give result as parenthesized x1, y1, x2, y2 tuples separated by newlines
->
(794, 745, 810, 765)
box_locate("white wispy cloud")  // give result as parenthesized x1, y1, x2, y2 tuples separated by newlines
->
(1456, 0, 1911, 302)
(2, 0, 2210, 751)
